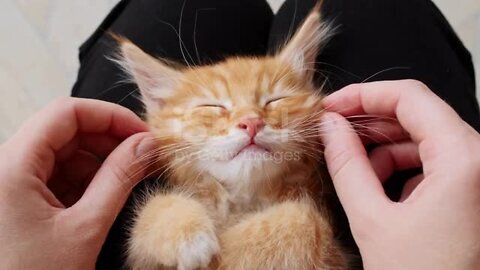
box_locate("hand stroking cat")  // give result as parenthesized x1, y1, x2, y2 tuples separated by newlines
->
(1, 1, 480, 270)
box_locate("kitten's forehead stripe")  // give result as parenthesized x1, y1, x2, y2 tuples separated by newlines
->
(214, 80, 227, 97)
(201, 87, 217, 100)
(232, 106, 262, 120)
(260, 75, 270, 93)
(213, 69, 233, 98)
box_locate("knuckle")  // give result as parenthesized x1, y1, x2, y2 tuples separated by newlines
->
(418, 139, 438, 161)
(351, 203, 395, 243)
(49, 97, 76, 114)
(61, 210, 104, 243)
(404, 79, 428, 92)
(72, 215, 106, 244)
(107, 160, 135, 194)
(345, 83, 362, 91)
(437, 130, 480, 181)
(452, 130, 480, 160)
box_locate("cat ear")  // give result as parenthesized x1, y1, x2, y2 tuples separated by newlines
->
(116, 37, 182, 111)
(278, 1, 333, 80)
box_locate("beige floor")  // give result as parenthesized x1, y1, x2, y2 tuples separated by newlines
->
(0, 0, 479, 142)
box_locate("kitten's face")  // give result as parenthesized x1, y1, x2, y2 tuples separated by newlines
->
(148, 58, 323, 183)
(119, 9, 331, 184)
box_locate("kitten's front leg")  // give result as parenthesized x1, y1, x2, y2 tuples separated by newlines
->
(127, 193, 219, 270)
(219, 199, 347, 270)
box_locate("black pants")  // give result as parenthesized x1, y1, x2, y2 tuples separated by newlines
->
(72, 0, 479, 268)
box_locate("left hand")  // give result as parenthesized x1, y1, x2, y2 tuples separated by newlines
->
(0, 97, 155, 269)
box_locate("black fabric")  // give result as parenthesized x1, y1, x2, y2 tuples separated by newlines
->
(72, 0, 274, 115)
(70, 0, 479, 268)
(270, 0, 479, 131)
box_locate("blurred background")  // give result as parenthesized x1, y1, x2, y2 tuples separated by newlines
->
(0, 0, 479, 142)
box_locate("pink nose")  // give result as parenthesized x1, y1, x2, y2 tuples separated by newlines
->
(237, 118, 265, 138)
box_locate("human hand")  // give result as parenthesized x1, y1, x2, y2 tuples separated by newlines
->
(0, 98, 155, 269)
(320, 80, 480, 270)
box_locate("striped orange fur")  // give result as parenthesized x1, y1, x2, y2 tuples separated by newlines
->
(119, 3, 348, 270)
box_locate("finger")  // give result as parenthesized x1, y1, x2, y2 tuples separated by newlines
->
(369, 142, 421, 183)
(352, 119, 408, 144)
(70, 133, 157, 229)
(400, 174, 424, 202)
(56, 134, 122, 162)
(80, 134, 122, 159)
(322, 80, 467, 144)
(9, 98, 147, 182)
(321, 112, 389, 218)
(15, 98, 146, 151)
(319, 116, 408, 145)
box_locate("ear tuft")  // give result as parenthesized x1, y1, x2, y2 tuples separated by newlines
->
(110, 34, 183, 111)
(278, 2, 334, 80)
(109, 32, 130, 45)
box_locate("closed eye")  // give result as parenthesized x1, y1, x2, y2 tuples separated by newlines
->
(265, 97, 287, 106)
(197, 104, 227, 109)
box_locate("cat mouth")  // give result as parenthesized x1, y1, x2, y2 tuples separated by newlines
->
(232, 142, 270, 159)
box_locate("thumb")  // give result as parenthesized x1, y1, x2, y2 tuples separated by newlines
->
(72, 132, 157, 226)
(320, 112, 388, 218)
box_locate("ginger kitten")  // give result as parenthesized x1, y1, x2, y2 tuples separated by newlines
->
(118, 4, 349, 270)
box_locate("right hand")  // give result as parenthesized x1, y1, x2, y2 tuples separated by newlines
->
(0, 97, 155, 269)
(320, 80, 480, 270)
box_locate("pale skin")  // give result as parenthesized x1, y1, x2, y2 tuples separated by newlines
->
(321, 80, 480, 270)
(0, 97, 156, 269)
(0, 80, 479, 269)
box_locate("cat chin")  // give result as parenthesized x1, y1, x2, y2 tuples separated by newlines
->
(197, 153, 285, 187)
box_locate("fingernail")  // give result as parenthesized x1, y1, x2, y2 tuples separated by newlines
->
(135, 134, 157, 158)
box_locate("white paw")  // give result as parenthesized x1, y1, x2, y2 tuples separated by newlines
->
(178, 231, 220, 270)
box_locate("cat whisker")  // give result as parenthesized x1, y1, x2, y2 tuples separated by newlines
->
(360, 66, 410, 83)
(178, 0, 196, 67)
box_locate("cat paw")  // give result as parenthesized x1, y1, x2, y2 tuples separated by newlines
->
(127, 194, 220, 270)
(178, 231, 220, 270)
